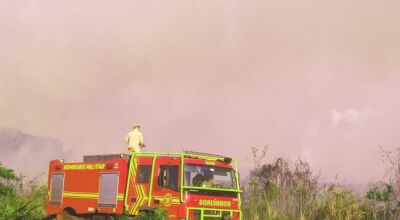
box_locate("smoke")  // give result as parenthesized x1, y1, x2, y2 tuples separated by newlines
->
(0, 0, 399, 184)
(0, 128, 73, 179)
(331, 108, 372, 125)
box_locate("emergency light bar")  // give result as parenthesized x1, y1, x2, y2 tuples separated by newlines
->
(184, 151, 232, 164)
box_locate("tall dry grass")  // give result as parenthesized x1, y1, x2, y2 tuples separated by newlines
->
(241, 147, 400, 220)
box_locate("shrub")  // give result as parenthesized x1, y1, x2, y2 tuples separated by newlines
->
(133, 208, 168, 220)
(0, 162, 44, 220)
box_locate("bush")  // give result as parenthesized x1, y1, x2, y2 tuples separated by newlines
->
(312, 186, 364, 220)
(0, 162, 45, 220)
(133, 208, 168, 220)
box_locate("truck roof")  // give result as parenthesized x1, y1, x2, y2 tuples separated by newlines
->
(83, 153, 130, 162)
(82, 151, 233, 164)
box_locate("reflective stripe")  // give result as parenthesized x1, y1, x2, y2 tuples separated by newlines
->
(126, 157, 151, 215)
(129, 185, 147, 215)
(63, 191, 124, 200)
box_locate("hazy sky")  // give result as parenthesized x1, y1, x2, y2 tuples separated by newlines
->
(1, 1, 400, 183)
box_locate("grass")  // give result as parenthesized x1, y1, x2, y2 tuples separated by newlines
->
(241, 147, 400, 220)
(243, 182, 399, 220)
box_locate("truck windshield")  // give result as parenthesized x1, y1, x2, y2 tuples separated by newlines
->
(184, 164, 237, 189)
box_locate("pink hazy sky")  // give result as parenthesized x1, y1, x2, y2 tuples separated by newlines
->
(1, 1, 400, 183)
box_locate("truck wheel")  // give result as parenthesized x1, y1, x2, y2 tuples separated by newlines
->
(44, 215, 56, 220)
(59, 210, 85, 220)
(60, 211, 75, 220)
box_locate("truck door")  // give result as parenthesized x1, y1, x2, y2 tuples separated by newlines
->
(150, 158, 181, 219)
(125, 156, 152, 215)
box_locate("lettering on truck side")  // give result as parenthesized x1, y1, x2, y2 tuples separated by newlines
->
(198, 199, 231, 207)
(63, 163, 106, 170)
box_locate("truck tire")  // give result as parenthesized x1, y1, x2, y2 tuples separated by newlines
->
(59, 209, 87, 220)
(44, 215, 56, 220)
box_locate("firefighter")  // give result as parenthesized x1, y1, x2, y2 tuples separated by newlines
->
(202, 170, 220, 188)
(125, 125, 145, 153)
(192, 174, 205, 187)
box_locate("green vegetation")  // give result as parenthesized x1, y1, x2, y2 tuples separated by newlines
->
(242, 147, 400, 220)
(133, 208, 168, 220)
(0, 162, 47, 220)
(114, 208, 168, 220)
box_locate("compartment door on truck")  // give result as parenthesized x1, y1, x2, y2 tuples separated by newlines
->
(98, 172, 119, 207)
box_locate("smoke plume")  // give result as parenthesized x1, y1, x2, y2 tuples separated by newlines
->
(0, 128, 73, 179)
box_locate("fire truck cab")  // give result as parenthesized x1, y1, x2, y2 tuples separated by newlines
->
(47, 151, 242, 220)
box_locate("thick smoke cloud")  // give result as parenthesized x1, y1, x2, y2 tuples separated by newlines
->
(0, 128, 73, 179)
(0, 1, 400, 184)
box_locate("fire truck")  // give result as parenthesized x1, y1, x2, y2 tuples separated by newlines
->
(46, 151, 242, 220)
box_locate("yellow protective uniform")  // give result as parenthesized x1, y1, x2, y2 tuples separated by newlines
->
(125, 128, 144, 153)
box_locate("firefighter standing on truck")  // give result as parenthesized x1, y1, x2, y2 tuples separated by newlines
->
(125, 125, 145, 153)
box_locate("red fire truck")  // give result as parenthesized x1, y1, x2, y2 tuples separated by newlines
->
(46, 151, 242, 220)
